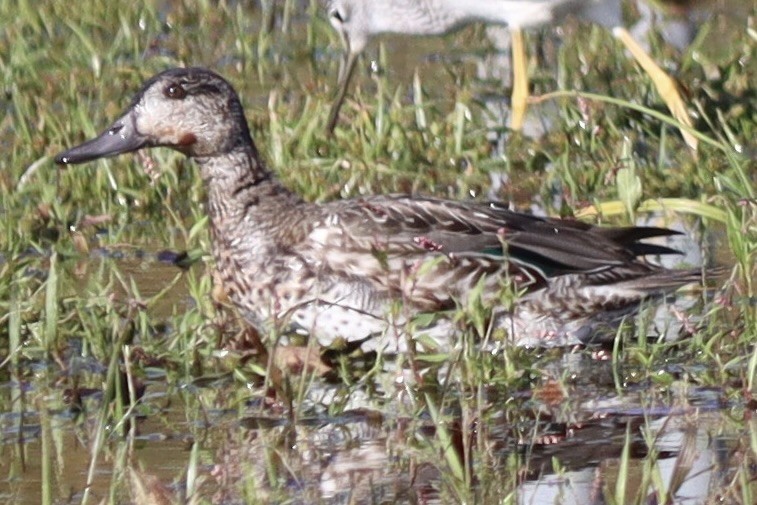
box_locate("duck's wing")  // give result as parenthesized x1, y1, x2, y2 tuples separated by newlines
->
(302, 195, 684, 309)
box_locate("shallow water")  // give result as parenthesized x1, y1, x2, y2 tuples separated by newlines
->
(0, 352, 752, 504)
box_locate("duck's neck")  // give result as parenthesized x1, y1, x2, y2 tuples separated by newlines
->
(194, 144, 302, 228)
(192, 142, 305, 292)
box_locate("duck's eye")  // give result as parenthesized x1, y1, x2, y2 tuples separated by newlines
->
(329, 8, 345, 23)
(164, 83, 187, 100)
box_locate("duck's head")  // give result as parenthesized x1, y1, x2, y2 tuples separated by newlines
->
(56, 67, 252, 165)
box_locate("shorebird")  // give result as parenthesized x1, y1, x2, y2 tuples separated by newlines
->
(56, 68, 702, 352)
(323, 0, 697, 149)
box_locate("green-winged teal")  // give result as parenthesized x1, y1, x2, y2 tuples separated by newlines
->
(323, 0, 697, 149)
(56, 67, 702, 352)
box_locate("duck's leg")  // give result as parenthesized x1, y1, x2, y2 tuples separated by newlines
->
(510, 26, 529, 131)
(612, 27, 697, 152)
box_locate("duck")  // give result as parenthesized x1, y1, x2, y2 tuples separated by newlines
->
(322, 0, 697, 149)
(56, 67, 701, 352)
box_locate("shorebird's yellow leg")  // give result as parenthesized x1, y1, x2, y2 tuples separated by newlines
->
(510, 26, 529, 131)
(613, 27, 697, 152)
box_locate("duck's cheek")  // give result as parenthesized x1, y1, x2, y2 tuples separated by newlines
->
(171, 132, 200, 155)
(176, 132, 198, 147)
(146, 123, 198, 150)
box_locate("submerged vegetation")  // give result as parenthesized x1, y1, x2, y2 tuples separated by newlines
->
(0, 0, 755, 503)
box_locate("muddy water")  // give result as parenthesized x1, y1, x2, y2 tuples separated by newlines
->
(0, 355, 750, 504)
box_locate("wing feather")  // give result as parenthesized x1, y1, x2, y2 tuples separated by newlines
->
(299, 194, 687, 311)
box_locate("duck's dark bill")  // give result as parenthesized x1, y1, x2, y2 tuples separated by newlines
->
(55, 116, 146, 165)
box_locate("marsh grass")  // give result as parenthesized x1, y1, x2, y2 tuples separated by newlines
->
(0, 0, 755, 503)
